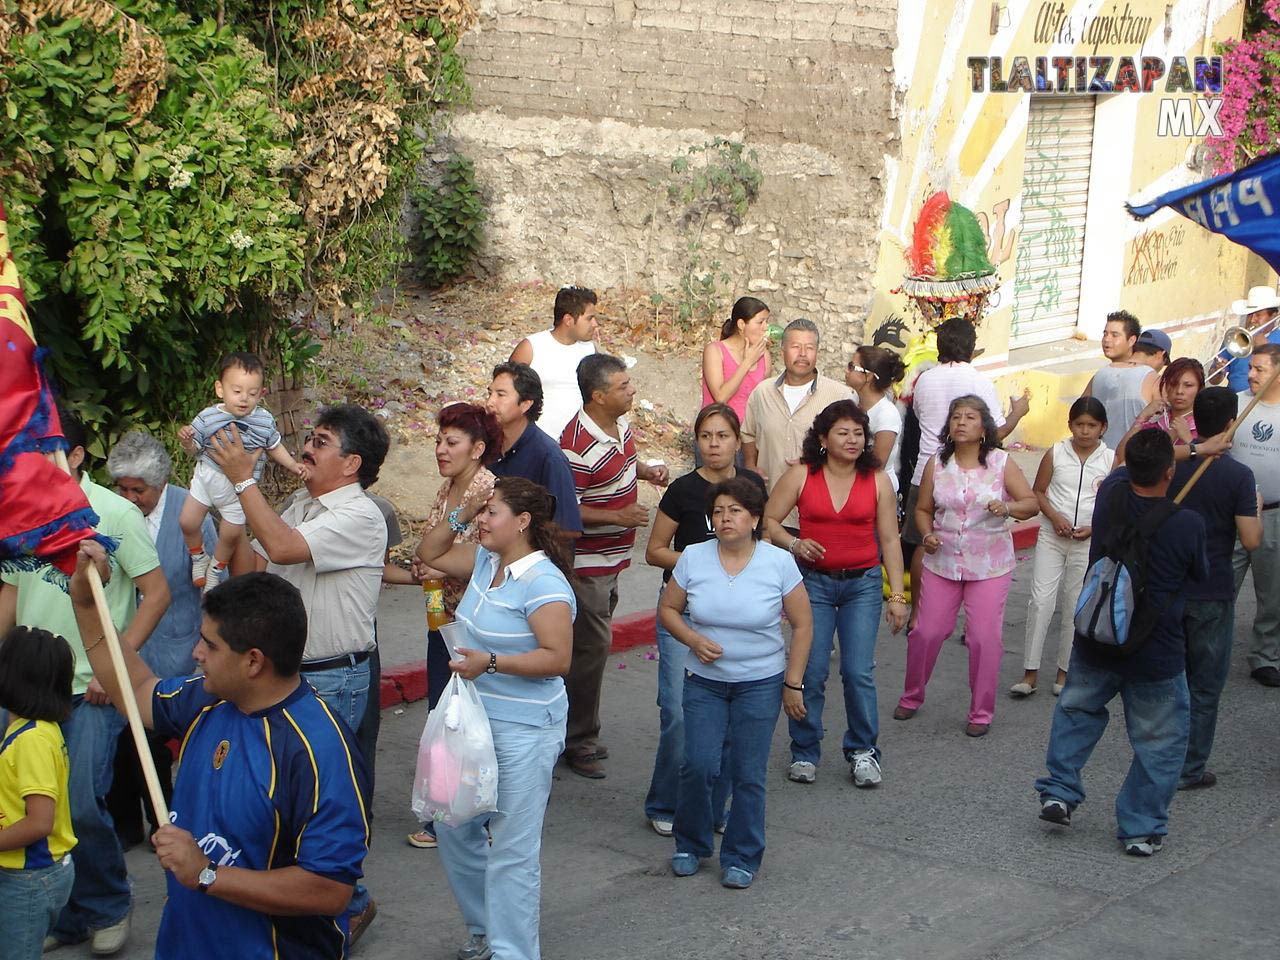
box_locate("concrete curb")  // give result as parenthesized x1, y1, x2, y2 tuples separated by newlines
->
(380, 524, 1041, 710)
(379, 609, 658, 709)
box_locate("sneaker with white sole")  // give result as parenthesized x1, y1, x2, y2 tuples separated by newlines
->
(1039, 798, 1071, 826)
(850, 750, 882, 788)
(787, 760, 816, 784)
(650, 818, 673, 837)
(189, 551, 211, 588)
(457, 933, 493, 960)
(90, 912, 130, 956)
(1123, 835, 1164, 857)
(202, 560, 226, 595)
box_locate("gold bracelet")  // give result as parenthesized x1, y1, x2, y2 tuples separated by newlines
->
(887, 594, 908, 605)
(83, 634, 106, 653)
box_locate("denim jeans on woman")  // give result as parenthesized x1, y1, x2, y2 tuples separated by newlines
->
(0, 857, 75, 960)
(437, 718, 565, 960)
(644, 602, 731, 824)
(674, 671, 783, 874)
(1035, 653, 1190, 840)
(788, 568, 883, 764)
(52, 698, 129, 943)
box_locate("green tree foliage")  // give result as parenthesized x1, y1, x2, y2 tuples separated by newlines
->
(411, 155, 485, 288)
(0, 0, 474, 455)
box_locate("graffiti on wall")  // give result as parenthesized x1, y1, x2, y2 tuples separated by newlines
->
(1124, 223, 1186, 285)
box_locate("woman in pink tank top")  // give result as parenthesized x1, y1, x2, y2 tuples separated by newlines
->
(896, 395, 1039, 737)
(764, 400, 908, 787)
(701, 297, 772, 421)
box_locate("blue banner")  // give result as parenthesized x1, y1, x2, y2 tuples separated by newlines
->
(1127, 151, 1280, 273)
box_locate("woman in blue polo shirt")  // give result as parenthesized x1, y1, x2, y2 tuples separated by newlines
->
(415, 476, 576, 960)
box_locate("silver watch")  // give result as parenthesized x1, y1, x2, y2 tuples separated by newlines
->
(197, 861, 218, 893)
(233, 477, 258, 495)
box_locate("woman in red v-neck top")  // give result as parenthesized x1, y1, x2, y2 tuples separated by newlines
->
(764, 399, 908, 789)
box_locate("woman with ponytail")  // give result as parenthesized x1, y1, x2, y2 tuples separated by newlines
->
(414, 476, 576, 960)
(846, 345, 908, 493)
(701, 297, 772, 423)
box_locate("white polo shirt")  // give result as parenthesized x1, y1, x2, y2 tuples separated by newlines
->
(255, 482, 387, 661)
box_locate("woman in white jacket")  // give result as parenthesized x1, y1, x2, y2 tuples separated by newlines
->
(1012, 397, 1114, 698)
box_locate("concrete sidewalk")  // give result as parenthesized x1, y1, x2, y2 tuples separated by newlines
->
(93, 543, 1280, 959)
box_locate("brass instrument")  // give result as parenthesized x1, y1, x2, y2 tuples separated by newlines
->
(1206, 322, 1272, 385)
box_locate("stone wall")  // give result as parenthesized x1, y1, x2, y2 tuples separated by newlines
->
(447, 0, 900, 356)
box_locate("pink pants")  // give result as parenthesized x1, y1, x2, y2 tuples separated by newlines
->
(899, 567, 1013, 725)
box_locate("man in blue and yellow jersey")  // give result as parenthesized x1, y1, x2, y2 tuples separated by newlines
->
(65, 543, 370, 960)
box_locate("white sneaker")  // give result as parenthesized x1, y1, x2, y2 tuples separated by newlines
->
(189, 552, 211, 588)
(202, 561, 226, 595)
(787, 760, 817, 784)
(649, 818, 673, 837)
(1123, 835, 1164, 857)
(457, 933, 493, 960)
(850, 750, 882, 788)
(91, 912, 130, 956)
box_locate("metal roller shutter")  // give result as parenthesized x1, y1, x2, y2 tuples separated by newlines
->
(1010, 96, 1096, 348)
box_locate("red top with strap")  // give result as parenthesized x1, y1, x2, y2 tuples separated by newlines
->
(797, 467, 879, 571)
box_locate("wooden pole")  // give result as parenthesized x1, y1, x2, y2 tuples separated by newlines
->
(54, 450, 169, 822)
(1173, 361, 1280, 505)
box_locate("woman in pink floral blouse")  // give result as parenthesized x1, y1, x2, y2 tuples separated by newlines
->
(895, 395, 1039, 737)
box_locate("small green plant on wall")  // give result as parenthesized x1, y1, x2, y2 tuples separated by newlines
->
(411, 155, 486, 288)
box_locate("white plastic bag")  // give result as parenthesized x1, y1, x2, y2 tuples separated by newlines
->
(411, 673, 499, 827)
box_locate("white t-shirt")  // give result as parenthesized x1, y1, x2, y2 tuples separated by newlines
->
(1231, 392, 1280, 503)
(866, 395, 904, 492)
(910, 362, 1006, 487)
(526, 329, 596, 441)
(782, 381, 810, 414)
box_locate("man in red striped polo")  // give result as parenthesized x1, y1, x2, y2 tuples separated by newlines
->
(560, 353, 669, 778)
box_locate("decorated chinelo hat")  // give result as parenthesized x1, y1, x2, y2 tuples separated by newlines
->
(896, 192, 1000, 322)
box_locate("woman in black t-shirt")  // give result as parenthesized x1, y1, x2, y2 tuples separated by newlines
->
(641, 403, 766, 838)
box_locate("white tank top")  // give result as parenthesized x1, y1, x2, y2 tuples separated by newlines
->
(1043, 439, 1115, 529)
(527, 329, 596, 441)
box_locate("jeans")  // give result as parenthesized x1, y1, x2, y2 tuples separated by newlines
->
(1232, 512, 1280, 670)
(674, 671, 783, 874)
(302, 660, 372, 917)
(1181, 599, 1234, 785)
(789, 568, 883, 764)
(643, 602, 730, 823)
(0, 857, 75, 960)
(437, 718, 565, 960)
(53, 699, 130, 942)
(355, 644, 382, 806)
(1036, 653, 1190, 840)
(427, 628, 452, 711)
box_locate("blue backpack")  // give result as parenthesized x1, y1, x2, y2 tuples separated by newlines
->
(1073, 488, 1178, 657)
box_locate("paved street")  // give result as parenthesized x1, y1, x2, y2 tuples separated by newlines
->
(89, 537, 1280, 959)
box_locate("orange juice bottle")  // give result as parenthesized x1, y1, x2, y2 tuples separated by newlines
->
(424, 578, 448, 631)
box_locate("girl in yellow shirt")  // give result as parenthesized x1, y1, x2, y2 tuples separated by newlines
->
(0, 626, 77, 960)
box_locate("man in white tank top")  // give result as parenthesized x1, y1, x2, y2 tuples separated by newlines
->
(1082, 310, 1160, 448)
(511, 286, 599, 441)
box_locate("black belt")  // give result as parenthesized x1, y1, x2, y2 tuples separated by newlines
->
(1264, 502, 1280, 512)
(302, 650, 370, 672)
(804, 565, 878, 581)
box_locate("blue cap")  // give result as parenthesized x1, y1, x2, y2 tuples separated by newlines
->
(1136, 328, 1171, 354)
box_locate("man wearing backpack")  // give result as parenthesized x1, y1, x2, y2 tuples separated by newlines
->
(1035, 429, 1207, 857)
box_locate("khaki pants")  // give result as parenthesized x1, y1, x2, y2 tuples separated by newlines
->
(565, 571, 620, 758)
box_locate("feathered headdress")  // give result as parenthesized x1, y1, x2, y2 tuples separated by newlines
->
(899, 192, 999, 300)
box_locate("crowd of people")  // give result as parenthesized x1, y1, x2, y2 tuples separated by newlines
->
(1, 283, 1278, 960)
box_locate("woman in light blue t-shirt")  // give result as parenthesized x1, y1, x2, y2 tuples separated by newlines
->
(415, 476, 576, 960)
(659, 476, 813, 890)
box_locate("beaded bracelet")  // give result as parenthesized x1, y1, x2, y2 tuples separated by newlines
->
(887, 593, 909, 605)
(447, 506, 469, 534)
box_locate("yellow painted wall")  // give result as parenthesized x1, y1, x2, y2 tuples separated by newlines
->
(875, 0, 1262, 448)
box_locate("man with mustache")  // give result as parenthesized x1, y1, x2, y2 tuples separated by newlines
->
(206, 402, 389, 945)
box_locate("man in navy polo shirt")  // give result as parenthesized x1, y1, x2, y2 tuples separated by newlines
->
(66, 543, 370, 959)
(485, 361, 584, 535)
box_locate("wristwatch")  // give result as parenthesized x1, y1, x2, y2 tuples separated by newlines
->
(197, 860, 218, 893)
(233, 477, 258, 495)
(486, 653, 498, 674)
(1188, 440, 1200, 459)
